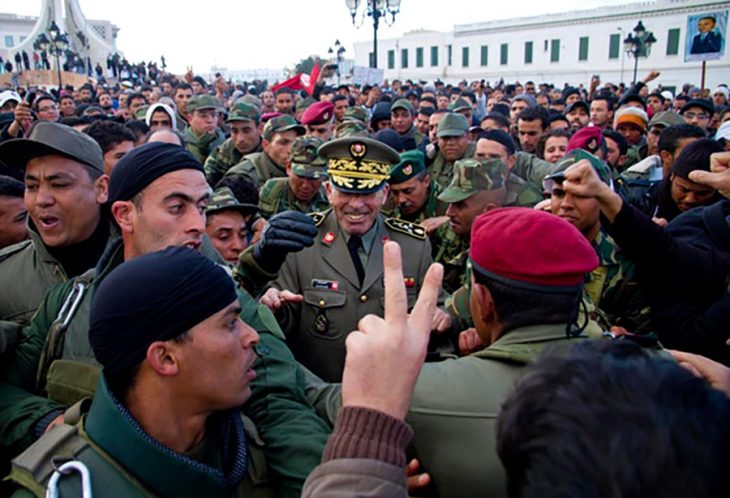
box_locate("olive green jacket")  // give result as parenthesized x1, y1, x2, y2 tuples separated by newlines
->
(182, 127, 226, 164)
(204, 137, 264, 187)
(7, 377, 274, 497)
(512, 151, 560, 190)
(0, 238, 329, 497)
(427, 142, 477, 189)
(0, 222, 116, 326)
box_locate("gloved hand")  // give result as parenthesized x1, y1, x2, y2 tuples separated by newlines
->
(253, 211, 317, 273)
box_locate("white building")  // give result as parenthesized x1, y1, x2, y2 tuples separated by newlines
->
(353, 0, 730, 91)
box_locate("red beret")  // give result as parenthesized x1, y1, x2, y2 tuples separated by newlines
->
(301, 101, 334, 125)
(470, 208, 598, 289)
(567, 125, 603, 154)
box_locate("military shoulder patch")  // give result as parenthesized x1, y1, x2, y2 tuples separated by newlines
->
(385, 217, 427, 240)
(308, 209, 331, 227)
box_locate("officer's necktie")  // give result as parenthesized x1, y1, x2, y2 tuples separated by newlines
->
(347, 235, 365, 286)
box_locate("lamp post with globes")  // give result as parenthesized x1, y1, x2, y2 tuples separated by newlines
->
(34, 21, 70, 90)
(345, 0, 401, 68)
(623, 21, 657, 84)
(328, 39, 346, 84)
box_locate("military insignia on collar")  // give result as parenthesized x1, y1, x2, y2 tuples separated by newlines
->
(312, 279, 339, 290)
(381, 235, 390, 243)
(404, 277, 416, 288)
(322, 231, 336, 245)
(350, 142, 367, 158)
(403, 164, 413, 176)
(385, 218, 427, 240)
(308, 210, 328, 227)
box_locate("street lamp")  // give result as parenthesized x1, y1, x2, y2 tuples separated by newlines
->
(345, 0, 401, 68)
(35, 21, 69, 90)
(623, 20, 657, 84)
(328, 39, 347, 84)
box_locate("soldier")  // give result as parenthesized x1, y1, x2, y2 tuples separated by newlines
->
(206, 186, 259, 265)
(475, 129, 544, 207)
(384, 149, 448, 233)
(260, 137, 435, 382)
(431, 158, 507, 293)
(428, 112, 476, 189)
(258, 136, 330, 219)
(390, 98, 426, 149)
(0, 143, 330, 497)
(544, 149, 645, 329)
(6, 247, 273, 497)
(204, 102, 262, 186)
(224, 115, 305, 187)
(182, 95, 226, 164)
(0, 123, 111, 325)
(301, 101, 335, 141)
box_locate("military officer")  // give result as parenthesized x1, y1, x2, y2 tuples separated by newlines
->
(224, 115, 305, 187)
(258, 136, 330, 219)
(431, 158, 507, 293)
(204, 102, 263, 186)
(383, 149, 448, 234)
(261, 136, 436, 382)
(428, 112, 477, 189)
(182, 94, 226, 164)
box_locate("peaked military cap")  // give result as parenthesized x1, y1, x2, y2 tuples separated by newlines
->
(438, 158, 506, 203)
(391, 98, 414, 115)
(262, 115, 305, 141)
(319, 136, 400, 194)
(207, 186, 258, 215)
(335, 120, 369, 138)
(543, 149, 612, 192)
(389, 150, 426, 185)
(227, 102, 260, 124)
(448, 97, 471, 113)
(187, 94, 223, 113)
(289, 136, 328, 179)
(437, 113, 469, 138)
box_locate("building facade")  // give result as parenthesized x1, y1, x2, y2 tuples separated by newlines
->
(353, 0, 730, 90)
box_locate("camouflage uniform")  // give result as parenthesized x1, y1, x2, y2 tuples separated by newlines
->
(182, 95, 226, 164)
(431, 158, 507, 293)
(224, 115, 305, 187)
(204, 102, 262, 186)
(258, 137, 330, 219)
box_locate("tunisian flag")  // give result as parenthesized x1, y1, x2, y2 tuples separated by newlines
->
(272, 64, 320, 96)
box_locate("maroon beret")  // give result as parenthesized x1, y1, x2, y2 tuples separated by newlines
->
(470, 208, 598, 289)
(567, 125, 603, 154)
(301, 101, 335, 125)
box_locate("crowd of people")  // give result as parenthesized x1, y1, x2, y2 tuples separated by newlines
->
(0, 63, 729, 497)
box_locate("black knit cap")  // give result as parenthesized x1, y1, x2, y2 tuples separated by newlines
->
(108, 142, 204, 203)
(89, 246, 237, 376)
(671, 138, 724, 180)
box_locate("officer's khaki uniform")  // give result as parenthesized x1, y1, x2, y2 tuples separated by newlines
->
(273, 210, 433, 382)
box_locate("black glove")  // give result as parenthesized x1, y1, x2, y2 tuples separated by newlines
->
(253, 211, 318, 273)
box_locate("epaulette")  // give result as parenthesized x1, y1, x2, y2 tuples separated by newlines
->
(0, 239, 32, 264)
(385, 217, 427, 240)
(308, 209, 331, 227)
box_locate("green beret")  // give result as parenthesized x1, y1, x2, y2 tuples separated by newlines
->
(389, 150, 426, 185)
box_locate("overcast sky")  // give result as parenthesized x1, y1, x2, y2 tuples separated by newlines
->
(3, 0, 624, 73)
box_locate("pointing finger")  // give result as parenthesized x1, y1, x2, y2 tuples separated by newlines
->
(408, 263, 443, 337)
(383, 241, 407, 324)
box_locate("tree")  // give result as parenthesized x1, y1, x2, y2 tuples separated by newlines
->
(293, 55, 319, 75)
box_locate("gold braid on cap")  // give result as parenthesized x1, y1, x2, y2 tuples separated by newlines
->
(327, 157, 391, 190)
